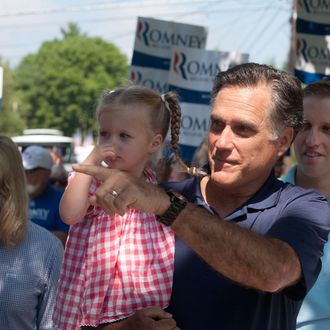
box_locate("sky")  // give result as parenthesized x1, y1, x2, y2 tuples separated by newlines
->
(0, 0, 293, 69)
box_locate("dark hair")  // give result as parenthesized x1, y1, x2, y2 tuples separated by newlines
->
(96, 85, 196, 175)
(211, 63, 304, 140)
(303, 78, 330, 98)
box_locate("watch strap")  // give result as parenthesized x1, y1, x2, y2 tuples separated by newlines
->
(156, 190, 187, 226)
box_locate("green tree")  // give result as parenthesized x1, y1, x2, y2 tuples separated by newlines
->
(60, 21, 85, 39)
(14, 22, 128, 137)
(0, 58, 26, 136)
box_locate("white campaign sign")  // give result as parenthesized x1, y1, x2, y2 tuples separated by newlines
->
(297, 0, 330, 24)
(296, 33, 330, 74)
(130, 17, 208, 95)
(129, 65, 169, 94)
(132, 16, 207, 59)
(169, 47, 249, 148)
(295, 1, 330, 83)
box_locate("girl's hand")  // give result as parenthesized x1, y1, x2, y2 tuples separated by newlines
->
(72, 164, 171, 217)
(84, 145, 116, 166)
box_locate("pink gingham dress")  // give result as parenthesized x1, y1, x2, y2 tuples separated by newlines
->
(53, 168, 175, 329)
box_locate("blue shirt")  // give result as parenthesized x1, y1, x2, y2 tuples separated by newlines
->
(0, 222, 64, 330)
(283, 166, 330, 330)
(29, 183, 69, 233)
(163, 173, 330, 330)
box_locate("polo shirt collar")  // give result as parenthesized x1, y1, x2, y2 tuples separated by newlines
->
(192, 170, 283, 221)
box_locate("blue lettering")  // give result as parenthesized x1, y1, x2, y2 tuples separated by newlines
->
(181, 116, 193, 130)
(307, 45, 330, 60)
(142, 21, 150, 46)
(300, 0, 311, 12)
(185, 61, 221, 77)
(310, 0, 330, 10)
(299, 38, 309, 62)
(189, 35, 205, 48)
(200, 63, 220, 76)
(319, 47, 330, 60)
(176, 34, 187, 46)
(299, 39, 330, 61)
(140, 24, 205, 48)
(141, 79, 168, 93)
(181, 116, 209, 132)
(131, 71, 168, 93)
(162, 33, 204, 48)
(298, 0, 330, 12)
(150, 29, 162, 43)
(178, 52, 188, 80)
(187, 61, 200, 75)
(163, 32, 176, 45)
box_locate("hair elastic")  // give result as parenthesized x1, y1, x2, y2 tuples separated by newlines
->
(160, 94, 171, 113)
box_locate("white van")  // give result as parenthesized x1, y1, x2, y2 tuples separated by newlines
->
(11, 129, 76, 171)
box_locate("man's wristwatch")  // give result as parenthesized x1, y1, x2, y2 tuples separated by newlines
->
(156, 190, 187, 226)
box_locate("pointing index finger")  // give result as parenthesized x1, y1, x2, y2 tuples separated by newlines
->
(72, 164, 112, 182)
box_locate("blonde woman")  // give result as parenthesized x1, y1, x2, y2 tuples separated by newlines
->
(0, 136, 64, 330)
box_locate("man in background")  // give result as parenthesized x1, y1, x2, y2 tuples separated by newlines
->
(22, 145, 69, 246)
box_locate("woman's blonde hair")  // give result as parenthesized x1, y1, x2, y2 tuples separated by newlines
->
(0, 136, 28, 246)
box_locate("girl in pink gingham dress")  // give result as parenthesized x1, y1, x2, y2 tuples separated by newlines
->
(53, 85, 191, 329)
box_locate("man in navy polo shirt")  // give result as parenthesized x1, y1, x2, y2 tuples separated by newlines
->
(74, 63, 330, 330)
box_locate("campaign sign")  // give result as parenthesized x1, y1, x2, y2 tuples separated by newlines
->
(295, 1, 330, 83)
(129, 65, 169, 94)
(130, 17, 208, 95)
(295, 33, 330, 82)
(297, 0, 330, 24)
(169, 47, 249, 160)
(131, 16, 208, 70)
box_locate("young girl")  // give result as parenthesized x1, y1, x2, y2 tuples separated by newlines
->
(53, 85, 195, 329)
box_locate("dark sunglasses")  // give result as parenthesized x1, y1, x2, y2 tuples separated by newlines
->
(24, 167, 44, 174)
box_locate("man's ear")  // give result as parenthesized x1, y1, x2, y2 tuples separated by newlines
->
(149, 134, 163, 153)
(277, 127, 294, 157)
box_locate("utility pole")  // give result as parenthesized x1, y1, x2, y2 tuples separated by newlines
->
(0, 67, 3, 111)
(287, 0, 297, 74)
